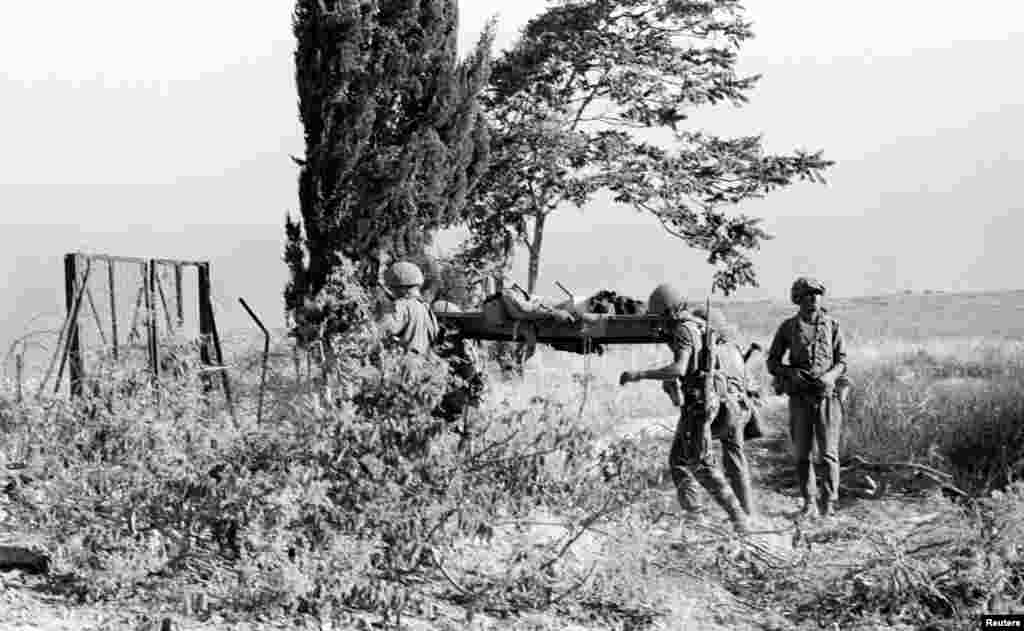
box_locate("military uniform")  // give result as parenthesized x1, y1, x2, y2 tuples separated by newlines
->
(665, 310, 753, 527)
(378, 261, 440, 355)
(380, 297, 440, 354)
(767, 278, 848, 514)
(377, 264, 486, 449)
(432, 301, 486, 426)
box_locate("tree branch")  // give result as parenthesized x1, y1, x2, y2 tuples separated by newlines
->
(570, 65, 613, 130)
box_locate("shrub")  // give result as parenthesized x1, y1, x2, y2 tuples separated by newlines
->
(0, 321, 635, 623)
(843, 345, 1024, 494)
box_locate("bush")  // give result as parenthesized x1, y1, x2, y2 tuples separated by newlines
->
(843, 345, 1024, 494)
(0, 321, 635, 623)
(794, 483, 1024, 628)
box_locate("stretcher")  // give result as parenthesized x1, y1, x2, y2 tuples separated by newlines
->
(434, 311, 672, 345)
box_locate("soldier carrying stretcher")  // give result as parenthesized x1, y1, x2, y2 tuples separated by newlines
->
(618, 283, 755, 534)
(378, 261, 485, 435)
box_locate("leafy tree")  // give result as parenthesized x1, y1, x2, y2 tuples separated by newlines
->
(462, 0, 833, 296)
(284, 0, 494, 330)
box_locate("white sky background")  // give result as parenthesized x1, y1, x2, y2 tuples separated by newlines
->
(1, 1, 1024, 355)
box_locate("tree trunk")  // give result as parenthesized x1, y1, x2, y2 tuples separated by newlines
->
(526, 212, 546, 295)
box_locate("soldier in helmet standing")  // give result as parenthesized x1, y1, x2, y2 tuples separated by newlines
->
(379, 261, 440, 354)
(379, 263, 486, 447)
(619, 283, 753, 534)
(766, 277, 848, 519)
(431, 300, 486, 430)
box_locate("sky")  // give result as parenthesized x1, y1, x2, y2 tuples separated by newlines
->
(2, 0, 1023, 367)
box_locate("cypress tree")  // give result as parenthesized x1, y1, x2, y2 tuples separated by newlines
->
(285, 0, 492, 322)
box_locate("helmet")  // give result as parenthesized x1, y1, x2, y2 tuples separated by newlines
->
(790, 277, 826, 304)
(431, 300, 461, 313)
(648, 283, 687, 317)
(690, 305, 728, 333)
(384, 261, 424, 288)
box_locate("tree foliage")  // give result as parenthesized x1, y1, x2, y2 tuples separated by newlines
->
(608, 132, 831, 294)
(284, 0, 494, 327)
(462, 0, 833, 295)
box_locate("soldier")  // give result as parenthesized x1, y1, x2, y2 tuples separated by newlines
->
(378, 261, 440, 355)
(431, 300, 486, 448)
(619, 284, 753, 534)
(378, 263, 481, 444)
(766, 277, 848, 519)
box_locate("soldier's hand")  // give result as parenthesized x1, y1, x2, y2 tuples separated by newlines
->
(793, 368, 817, 383)
(778, 366, 800, 381)
(816, 371, 837, 394)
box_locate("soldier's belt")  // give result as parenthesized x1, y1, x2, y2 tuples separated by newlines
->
(790, 388, 839, 401)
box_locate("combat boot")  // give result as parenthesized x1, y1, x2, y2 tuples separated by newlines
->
(712, 488, 750, 536)
(731, 514, 750, 536)
(797, 499, 818, 520)
(673, 509, 710, 549)
(680, 509, 709, 531)
(821, 500, 837, 518)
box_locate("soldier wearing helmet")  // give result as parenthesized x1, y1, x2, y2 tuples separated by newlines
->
(430, 300, 486, 444)
(766, 276, 848, 519)
(379, 261, 440, 354)
(619, 284, 754, 534)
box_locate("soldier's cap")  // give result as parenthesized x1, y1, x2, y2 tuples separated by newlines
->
(384, 261, 425, 288)
(791, 276, 827, 303)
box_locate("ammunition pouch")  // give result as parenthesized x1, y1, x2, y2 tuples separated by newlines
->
(743, 396, 766, 441)
(782, 379, 851, 404)
(713, 392, 766, 442)
(662, 379, 683, 407)
(775, 368, 840, 399)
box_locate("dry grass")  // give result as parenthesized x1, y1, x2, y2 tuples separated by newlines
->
(3, 290, 1024, 629)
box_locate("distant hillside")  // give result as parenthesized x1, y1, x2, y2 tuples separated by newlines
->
(2, 219, 1022, 377)
(721, 290, 1024, 343)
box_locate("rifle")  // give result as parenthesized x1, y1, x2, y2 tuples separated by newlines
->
(743, 342, 763, 364)
(701, 296, 716, 422)
(378, 281, 396, 302)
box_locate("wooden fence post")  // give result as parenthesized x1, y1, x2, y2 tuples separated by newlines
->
(197, 263, 213, 394)
(63, 254, 84, 398)
(146, 260, 160, 382)
(108, 260, 119, 360)
(15, 352, 23, 403)
(174, 264, 184, 329)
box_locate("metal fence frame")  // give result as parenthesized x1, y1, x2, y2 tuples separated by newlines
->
(60, 251, 231, 405)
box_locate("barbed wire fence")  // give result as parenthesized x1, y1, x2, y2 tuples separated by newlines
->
(2, 259, 674, 424)
(4, 253, 234, 413)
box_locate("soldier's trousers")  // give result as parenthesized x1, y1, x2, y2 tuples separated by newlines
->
(668, 396, 754, 522)
(789, 392, 843, 504)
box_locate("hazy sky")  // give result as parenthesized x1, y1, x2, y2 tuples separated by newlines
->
(2, 1, 1023, 361)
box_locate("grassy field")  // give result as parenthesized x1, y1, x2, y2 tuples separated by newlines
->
(1, 289, 1023, 629)
(722, 289, 1024, 343)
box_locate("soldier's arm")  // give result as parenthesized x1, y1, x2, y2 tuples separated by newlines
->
(631, 347, 692, 382)
(621, 323, 693, 384)
(765, 322, 790, 377)
(378, 301, 408, 336)
(826, 319, 848, 378)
